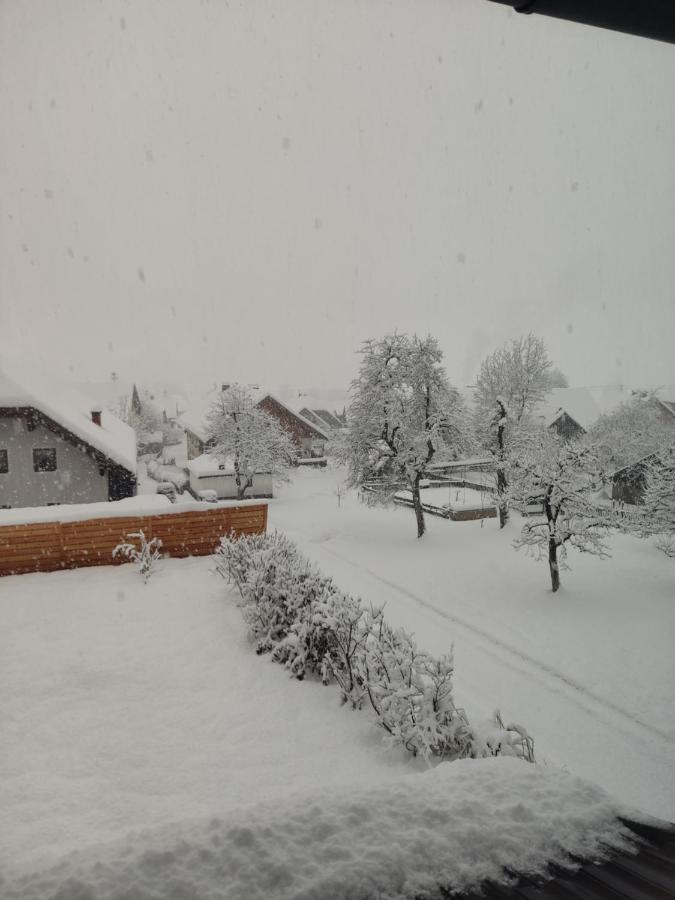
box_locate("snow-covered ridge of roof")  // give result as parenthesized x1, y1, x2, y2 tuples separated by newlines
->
(299, 407, 345, 431)
(0, 360, 137, 473)
(537, 387, 602, 433)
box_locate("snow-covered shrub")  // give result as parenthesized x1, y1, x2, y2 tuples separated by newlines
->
(216, 532, 534, 764)
(216, 531, 305, 654)
(155, 481, 177, 503)
(355, 608, 474, 760)
(146, 458, 188, 492)
(113, 530, 163, 582)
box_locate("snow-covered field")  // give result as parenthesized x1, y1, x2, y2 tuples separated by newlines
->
(270, 467, 675, 821)
(1, 464, 673, 897)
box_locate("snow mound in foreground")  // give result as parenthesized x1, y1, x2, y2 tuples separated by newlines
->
(3, 758, 637, 900)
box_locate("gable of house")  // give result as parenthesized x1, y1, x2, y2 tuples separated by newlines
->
(0, 364, 137, 508)
(257, 395, 329, 447)
(537, 388, 601, 438)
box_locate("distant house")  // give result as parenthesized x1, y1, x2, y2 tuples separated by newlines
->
(653, 396, 675, 430)
(257, 395, 329, 458)
(0, 365, 137, 509)
(180, 386, 331, 462)
(537, 388, 602, 440)
(611, 447, 674, 506)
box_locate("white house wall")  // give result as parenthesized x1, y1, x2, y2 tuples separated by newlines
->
(189, 470, 273, 499)
(0, 415, 109, 508)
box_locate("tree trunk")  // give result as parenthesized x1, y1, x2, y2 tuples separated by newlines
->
(497, 466, 509, 529)
(496, 404, 509, 529)
(548, 537, 560, 592)
(237, 476, 253, 501)
(412, 475, 426, 539)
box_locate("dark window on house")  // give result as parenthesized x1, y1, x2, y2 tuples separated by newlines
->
(0, 449, 8, 473)
(33, 448, 57, 472)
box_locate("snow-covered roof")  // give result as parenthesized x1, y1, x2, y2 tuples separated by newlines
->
(537, 388, 602, 433)
(81, 380, 190, 420)
(298, 408, 330, 431)
(258, 394, 330, 440)
(0, 360, 137, 473)
(188, 453, 235, 477)
(187, 453, 271, 477)
(586, 384, 675, 418)
(177, 389, 221, 442)
(300, 408, 344, 430)
(179, 385, 336, 443)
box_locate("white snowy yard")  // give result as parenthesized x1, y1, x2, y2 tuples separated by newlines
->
(1, 465, 673, 898)
(270, 467, 675, 821)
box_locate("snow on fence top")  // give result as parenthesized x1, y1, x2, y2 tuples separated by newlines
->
(426, 456, 495, 471)
(0, 494, 267, 527)
(0, 359, 137, 473)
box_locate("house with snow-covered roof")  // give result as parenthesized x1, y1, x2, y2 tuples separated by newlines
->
(0, 362, 137, 509)
(536, 388, 602, 440)
(256, 394, 329, 458)
(179, 385, 330, 461)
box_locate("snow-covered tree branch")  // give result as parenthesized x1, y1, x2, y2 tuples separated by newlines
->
(639, 449, 675, 556)
(586, 395, 673, 472)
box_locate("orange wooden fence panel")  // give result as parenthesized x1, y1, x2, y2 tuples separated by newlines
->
(0, 504, 267, 577)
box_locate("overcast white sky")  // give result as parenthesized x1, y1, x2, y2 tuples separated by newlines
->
(1, 0, 674, 394)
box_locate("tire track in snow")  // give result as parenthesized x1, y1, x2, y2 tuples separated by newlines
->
(314, 542, 674, 748)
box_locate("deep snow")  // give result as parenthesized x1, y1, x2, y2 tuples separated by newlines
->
(1, 464, 672, 898)
(3, 760, 636, 900)
(269, 466, 675, 820)
(0, 558, 415, 877)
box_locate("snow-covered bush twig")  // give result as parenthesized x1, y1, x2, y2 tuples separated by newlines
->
(216, 531, 534, 764)
(113, 530, 163, 582)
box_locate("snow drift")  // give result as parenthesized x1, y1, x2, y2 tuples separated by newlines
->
(2, 757, 637, 900)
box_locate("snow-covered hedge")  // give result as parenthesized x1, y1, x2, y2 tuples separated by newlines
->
(216, 531, 534, 763)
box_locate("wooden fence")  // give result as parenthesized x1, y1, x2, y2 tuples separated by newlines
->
(0, 504, 268, 577)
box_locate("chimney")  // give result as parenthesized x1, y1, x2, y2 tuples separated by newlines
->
(91, 409, 102, 426)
